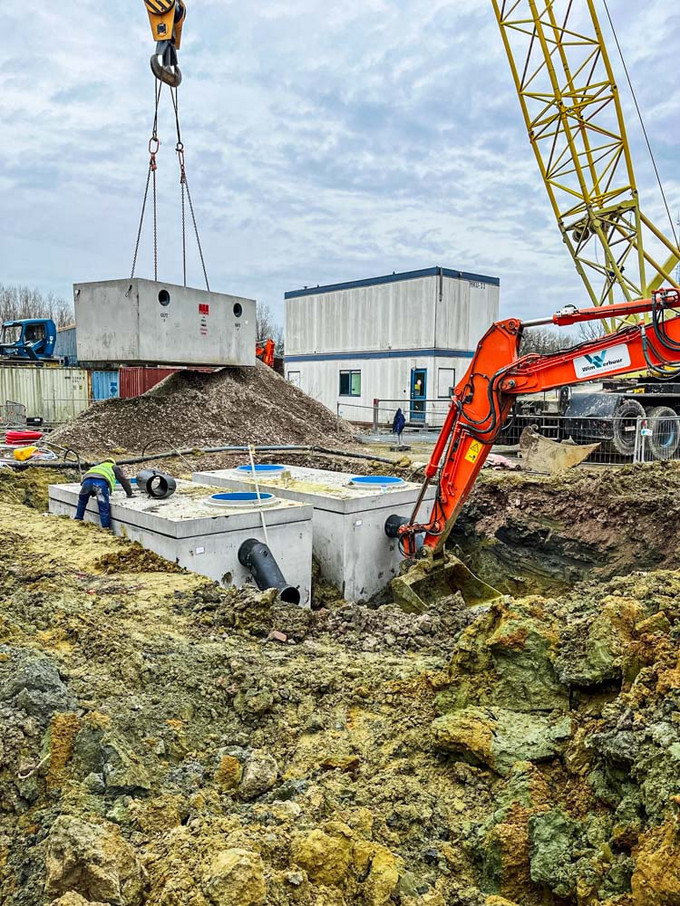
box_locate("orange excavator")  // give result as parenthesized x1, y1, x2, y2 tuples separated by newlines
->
(388, 289, 680, 610)
(255, 339, 276, 369)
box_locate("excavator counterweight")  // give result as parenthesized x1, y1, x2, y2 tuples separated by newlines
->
(145, 0, 186, 87)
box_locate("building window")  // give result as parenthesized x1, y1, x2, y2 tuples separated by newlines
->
(287, 371, 301, 388)
(438, 368, 455, 399)
(339, 370, 361, 397)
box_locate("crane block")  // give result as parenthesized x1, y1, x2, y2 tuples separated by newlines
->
(145, 0, 177, 43)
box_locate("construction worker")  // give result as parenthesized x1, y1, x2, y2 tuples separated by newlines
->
(74, 458, 134, 530)
(392, 407, 406, 446)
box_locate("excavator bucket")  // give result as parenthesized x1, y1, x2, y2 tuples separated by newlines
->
(519, 425, 600, 474)
(391, 548, 503, 614)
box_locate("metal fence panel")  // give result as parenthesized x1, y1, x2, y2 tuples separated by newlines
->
(634, 415, 680, 463)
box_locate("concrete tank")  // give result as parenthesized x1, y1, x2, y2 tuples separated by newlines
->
(48, 479, 313, 605)
(192, 465, 437, 603)
(74, 278, 256, 367)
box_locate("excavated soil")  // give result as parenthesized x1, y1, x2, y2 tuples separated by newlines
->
(48, 365, 358, 457)
(451, 463, 680, 597)
(1, 465, 679, 906)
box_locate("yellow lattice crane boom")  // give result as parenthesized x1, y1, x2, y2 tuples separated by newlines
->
(491, 0, 679, 330)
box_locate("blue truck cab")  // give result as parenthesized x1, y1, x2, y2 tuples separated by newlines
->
(0, 319, 57, 361)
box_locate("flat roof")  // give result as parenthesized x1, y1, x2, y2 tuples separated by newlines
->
(285, 266, 500, 300)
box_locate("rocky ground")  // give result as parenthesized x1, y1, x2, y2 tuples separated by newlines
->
(1, 464, 679, 906)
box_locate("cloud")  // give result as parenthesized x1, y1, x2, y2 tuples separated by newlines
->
(0, 0, 677, 328)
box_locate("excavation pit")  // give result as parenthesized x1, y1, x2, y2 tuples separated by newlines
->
(48, 479, 313, 604)
(192, 465, 436, 602)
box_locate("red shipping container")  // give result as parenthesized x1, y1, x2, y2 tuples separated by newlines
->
(119, 367, 178, 399)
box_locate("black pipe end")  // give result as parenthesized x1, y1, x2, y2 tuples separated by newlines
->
(279, 586, 301, 606)
(385, 514, 408, 539)
(136, 469, 177, 500)
(238, 539, 301, 606)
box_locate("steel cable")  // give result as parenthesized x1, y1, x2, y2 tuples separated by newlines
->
(131, 81, 163, 280)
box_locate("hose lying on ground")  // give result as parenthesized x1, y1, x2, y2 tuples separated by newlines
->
(1, 444, 396, 471)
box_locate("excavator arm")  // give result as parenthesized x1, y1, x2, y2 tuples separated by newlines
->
(144, 0, 186, 87)
(398, 289, 680, 558)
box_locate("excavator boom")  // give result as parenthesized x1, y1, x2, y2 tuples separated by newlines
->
(390, 289, 680, 611)
(397, 289, 680, 559)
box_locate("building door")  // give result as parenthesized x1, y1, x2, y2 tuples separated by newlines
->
(410, 368, 427, 422)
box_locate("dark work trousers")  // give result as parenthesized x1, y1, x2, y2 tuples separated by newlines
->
(75, 477, 112, 528)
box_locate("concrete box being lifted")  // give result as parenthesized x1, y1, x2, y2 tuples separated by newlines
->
(74, 278, 257, 367)
(192, 466, 437, 603)
(48, 480, 313, 606)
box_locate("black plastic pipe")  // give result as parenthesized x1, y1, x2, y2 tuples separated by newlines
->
(385, 514, 409, 538)
(385, 514, 424, 551)
(238, 538, 301, 606)
(136, 469, 177, 499)
(7, 443, 396, 470)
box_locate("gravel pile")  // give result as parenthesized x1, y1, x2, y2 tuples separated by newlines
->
(49, 363, 357, 455)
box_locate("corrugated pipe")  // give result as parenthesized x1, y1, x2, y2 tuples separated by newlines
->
(4, 444, 395, 471)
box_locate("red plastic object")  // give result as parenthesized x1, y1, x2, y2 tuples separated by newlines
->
(5, 430, 43, 445)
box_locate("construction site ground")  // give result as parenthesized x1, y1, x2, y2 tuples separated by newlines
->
(1, 461, 680, 906)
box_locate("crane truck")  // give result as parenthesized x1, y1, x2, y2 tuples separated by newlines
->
(491, 1, 680, 458)
(0, 319, 58, 364)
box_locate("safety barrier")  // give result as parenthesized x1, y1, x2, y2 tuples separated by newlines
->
(0, 401, 27, 428)
(509, 414, 680, 468)
(633, 415, 680, 463)
(337, 398, 452, 430)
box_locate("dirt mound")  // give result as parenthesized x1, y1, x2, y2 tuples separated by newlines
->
(49, 363, 357, 456)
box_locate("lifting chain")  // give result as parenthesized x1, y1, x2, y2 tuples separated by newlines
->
(130, 80, 210, 291)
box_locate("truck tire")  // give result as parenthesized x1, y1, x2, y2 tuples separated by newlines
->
(646, 406, 680, 460)
(610, 399, 645, 457)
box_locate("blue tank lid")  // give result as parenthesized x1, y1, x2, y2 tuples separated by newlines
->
(350, 475, 405, 488)
(211, 492, 275, 502)
(235, 464, 285, 474)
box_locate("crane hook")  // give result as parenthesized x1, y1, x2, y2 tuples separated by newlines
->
(151, 51, 182, 87)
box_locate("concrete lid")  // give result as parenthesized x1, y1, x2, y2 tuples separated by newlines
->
(192, 465, 435, 515)
(49, 479, 313, 539)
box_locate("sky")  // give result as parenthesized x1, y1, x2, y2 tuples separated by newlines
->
(1, 0, 678, 330)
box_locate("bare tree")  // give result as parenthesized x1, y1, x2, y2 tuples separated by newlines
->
(0, 285, 73, 328)
(520, 326, 577, 356)
(256, 303, 284, 356)
(576, 318, 607, 342)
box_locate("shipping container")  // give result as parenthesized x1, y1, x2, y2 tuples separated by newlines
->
(119, 367, 178, 399)
(90, 370, 120, 401)
(54, 325, 78, 365)
(0, 367, 90, 424)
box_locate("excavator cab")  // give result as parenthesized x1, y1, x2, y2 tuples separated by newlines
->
(145, 0, 186, 87)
